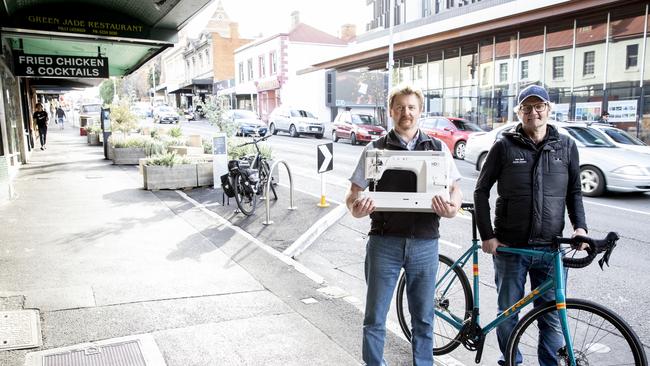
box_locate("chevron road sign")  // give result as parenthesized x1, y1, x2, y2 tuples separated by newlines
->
(317, 143, 333, 173)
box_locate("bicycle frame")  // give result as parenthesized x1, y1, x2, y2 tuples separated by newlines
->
(436, 236, 580, 365)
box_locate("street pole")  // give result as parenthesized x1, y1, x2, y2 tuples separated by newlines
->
(151, 65, 156, 105)
(386, 0, 395, 131)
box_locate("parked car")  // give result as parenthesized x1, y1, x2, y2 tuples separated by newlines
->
(332, 111, 386, 145)
(153, 106, 180, 124)
(418, 116, 484, 159)
(588, 123, 650, 154)
(225, 109, 268, 137)
(268, 106, 324, 138)
(464, 121, 650, 197)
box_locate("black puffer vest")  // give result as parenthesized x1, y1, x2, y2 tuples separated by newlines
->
(368, 130, 443, 239)
(495, 124, 574, 245)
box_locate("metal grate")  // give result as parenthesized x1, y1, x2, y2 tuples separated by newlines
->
(43, 340, 147, 366)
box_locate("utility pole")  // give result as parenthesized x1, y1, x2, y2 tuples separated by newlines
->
(387, 0, 395, 130)
(151, 65, 156, 105)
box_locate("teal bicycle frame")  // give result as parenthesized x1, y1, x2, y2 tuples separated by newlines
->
(436, 236, 579, 365)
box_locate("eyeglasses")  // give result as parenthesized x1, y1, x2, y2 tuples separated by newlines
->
(519, 103, 548, 114)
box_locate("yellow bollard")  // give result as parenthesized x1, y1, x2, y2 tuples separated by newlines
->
(317, 194, 330, 208)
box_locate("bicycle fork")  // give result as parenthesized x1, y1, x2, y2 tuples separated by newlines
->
(554, 254, 578, 366)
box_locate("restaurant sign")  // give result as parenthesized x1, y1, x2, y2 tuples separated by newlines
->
(14, 54, 109, 78)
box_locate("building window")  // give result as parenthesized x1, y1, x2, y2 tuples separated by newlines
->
(205, 50, 210, 66)
(247, 59, 253, 80)
(238, 62, 244, 83)
(583, 51, 595, 76)
(626, 44, 638, 69)
(552, 56, 564, 80)
(259, 55, 266, 77)
(520, 60, 529, 80)
(499, 63, 508, 83)
(270, 51, 277, 75)
(198, 54, 203, 70)
(482, 67, 490, 86)
(422, 0, 431, 16)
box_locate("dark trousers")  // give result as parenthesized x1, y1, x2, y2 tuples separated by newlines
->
(38, 126, 47, 146)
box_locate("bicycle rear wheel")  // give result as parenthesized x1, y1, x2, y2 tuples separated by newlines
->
(506, 298, 647, 366)
(233, 173, 257, 216)
(396, 254, 473, 355)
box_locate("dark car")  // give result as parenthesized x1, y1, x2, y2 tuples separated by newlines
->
(332, 112, 386, 145)
(226, 109, 268, 137)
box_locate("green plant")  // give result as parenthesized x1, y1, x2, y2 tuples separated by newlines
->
(110, 135, 152, 148)
(202, 138, 213, 154)
(144, 152, 191, 167)
(144, 139, 166, 156)
(150, 127, 162, 139)
(168, 126, 183, 138)
(227, 137, 273, 160)
(90, 125, 103, 134)
(110, 102, 138, 133)
(196, 96, 236, 136)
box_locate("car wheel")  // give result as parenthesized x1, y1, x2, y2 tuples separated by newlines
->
(580, 165, 605, 197)
(332, 130, 339, 142)
(289, 124, 299, 137)
(350, 133, 357, 145)
(454, 141, 466, 159)
(477, 152, 487, 171)
(315, 133, 323, 139)
(270, 123, 277, 135)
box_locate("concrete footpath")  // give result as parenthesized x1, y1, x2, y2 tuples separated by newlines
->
(0, 127, 412, 365)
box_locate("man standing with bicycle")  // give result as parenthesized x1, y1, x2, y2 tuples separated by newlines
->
(346, 83, 462, 366)
(474, 84, 588, 366)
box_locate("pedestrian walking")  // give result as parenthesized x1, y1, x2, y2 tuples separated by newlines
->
(33, 103, 49, 150)
(346, 83, 463, 366)
(474, 84, 588, 366)
(55, 106, 66, 129)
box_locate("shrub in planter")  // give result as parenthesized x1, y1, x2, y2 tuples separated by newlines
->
(111, 135, 151, 165)
(142, 152, 197, 190)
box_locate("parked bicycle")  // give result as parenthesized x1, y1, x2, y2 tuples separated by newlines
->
(220, 134, 277, 216)
(396, 202, 647, 366)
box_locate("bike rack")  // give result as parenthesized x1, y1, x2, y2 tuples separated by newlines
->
(263, 159, 296, 225)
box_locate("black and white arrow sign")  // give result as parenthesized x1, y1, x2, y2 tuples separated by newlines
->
(317, 143, 333, 173)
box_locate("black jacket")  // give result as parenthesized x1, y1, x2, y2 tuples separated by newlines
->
(368, 130, 443, 239)
(474, 123, 587, 246)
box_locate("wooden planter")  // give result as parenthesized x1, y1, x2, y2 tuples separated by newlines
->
(196, 162, 214, 186)
(112, 147, 146, 165)
(89, 133, 100, 146)
(143, 164, 198, 190)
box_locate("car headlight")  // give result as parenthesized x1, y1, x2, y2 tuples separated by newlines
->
(612, 165, 648, 176)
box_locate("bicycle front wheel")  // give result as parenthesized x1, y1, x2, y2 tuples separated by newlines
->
(396, 254, 473, 355)
(233, 174, 257, 216)
(506, 298, 647, 366)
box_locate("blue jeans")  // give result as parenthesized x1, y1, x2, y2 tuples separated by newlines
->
(493, 250, 566, 366)
(363, 235, 439, 366)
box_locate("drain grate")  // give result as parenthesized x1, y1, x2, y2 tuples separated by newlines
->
(25, 334, 166, 366)
(0, 310, 41, 351)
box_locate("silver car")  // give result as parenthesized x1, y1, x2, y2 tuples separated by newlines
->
(268, 106, 324, 138)
(464, 121, 650, 197)
(588, 123, 650, 155)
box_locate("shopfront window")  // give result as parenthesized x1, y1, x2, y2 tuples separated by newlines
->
(427, 50, 443, 90)
(478, 38, 495, 128)
(494, 34, 517, 123)
(546, 21, 574, 89)
(443, 47, 460, 88)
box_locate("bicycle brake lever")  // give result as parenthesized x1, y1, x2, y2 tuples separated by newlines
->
(598, 243, 616, 270)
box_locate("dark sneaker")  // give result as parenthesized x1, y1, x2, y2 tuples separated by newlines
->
(40, 147, 44, 150)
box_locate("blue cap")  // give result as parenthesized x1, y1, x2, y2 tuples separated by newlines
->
(518, 85, 550, 105)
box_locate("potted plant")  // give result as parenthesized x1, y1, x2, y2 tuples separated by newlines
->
(142, 152, 197, 190)
(110, 135, 151, 165)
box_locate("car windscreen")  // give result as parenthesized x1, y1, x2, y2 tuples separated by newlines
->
(234, 110, 257, 119)
(419, 119, 436, 129)
(453, 120, 483, 132)
(159, 107, 174, 113)
(603, 128, 646, 146)
(290, 110, 315, 118)
(564, 127, 615, 147)
(352, 114, 379, 125)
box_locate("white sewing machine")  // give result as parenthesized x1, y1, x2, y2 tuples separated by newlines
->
(360, 149, 450, 212)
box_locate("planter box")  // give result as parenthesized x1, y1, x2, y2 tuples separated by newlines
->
(143, 164, 197, 190)
(167, 145, 203, 156)
(196, 162, 214, 186)
(112, 147, 146, 165)
(89, 133, 100, 146)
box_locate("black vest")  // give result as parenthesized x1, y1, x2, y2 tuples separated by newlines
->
(368, 130, 443, 239)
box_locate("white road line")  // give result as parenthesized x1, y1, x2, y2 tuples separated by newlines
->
(440, 239, 462, 249)
(175, 190, 325, 285)
(583, 199, 650, 216)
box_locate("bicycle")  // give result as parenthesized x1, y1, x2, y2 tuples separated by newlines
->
(395, 202, 647, 365)
(220, 134, 277, 216)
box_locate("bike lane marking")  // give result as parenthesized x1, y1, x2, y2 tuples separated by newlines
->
(583, 199, 650, 216)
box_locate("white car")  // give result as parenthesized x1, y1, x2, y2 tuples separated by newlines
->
(153, 106, 180, 124)
(588, 123, 650, 154)
(464, 121, 650, 197)
(268, 106, 324, 138)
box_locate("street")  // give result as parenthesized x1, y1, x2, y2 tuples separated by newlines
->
(174, 119, 650, 364)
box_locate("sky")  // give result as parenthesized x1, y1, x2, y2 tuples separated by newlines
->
(184, 0, 369, 39)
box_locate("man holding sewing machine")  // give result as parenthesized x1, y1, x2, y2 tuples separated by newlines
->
(474, 84, 587, 366)
(346, 84, 463, 366)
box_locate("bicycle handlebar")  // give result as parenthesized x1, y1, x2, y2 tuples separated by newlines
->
(555, 232, 619, 269)
(235, 133, 271, 148)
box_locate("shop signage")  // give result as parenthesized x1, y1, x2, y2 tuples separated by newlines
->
(256, 78, 280, 91)
(14, 54, 109, 78)
(17, 14, 149, 39)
